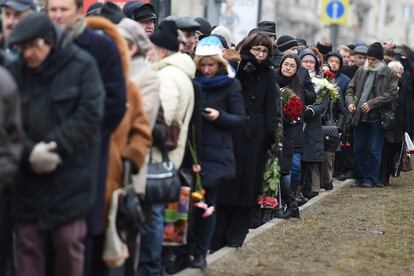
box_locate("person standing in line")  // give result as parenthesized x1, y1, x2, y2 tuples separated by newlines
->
(140, 20, 196, 275)
(7, 13, 105, 276)
(346, 42, 399, 188)
(212, 32, 280, 249)
(190, 36, 245, 268)
(0, 65, 23, 276)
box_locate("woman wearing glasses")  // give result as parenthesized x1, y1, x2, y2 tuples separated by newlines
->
(212, 32, 280, 250)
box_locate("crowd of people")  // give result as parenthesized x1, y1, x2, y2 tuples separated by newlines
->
(0, 0, 413, 275)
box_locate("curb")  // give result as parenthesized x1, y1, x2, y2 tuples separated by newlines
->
(174, 178, 354, 276)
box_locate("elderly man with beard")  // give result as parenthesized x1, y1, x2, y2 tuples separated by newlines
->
(346, 42, 399, 188)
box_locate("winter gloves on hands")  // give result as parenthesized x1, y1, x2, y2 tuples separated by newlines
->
(29, 141, 62, 174)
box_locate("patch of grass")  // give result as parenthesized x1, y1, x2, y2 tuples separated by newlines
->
(206, 171, 414, 276)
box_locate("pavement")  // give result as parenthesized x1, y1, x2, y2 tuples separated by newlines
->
(174, 178, 354, 276)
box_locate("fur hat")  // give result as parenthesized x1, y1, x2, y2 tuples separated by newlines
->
(117, 18, 150, 54)
(257, 20, 276, 36)
(316, 41, 332, 55)
(276, 35, 298, 52)
(211, 25, 233, 48)
(149, 20, 179, 52)
(367, 42, 384, 60)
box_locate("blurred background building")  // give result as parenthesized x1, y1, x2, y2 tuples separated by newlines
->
(151, 0, 414, 47)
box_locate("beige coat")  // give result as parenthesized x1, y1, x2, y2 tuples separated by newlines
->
(150, 52, 196, 168)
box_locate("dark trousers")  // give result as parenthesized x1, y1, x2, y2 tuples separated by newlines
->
(84, 233, 107, 276)
(0, 188, 15, 276)
(17, 218, 87, 276)
(192, 174, 222, 257)
(210, 205, 254, 251)
(353, 121, 384, 185)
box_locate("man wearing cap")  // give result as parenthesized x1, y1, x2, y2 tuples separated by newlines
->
(140, 20, 195, 275)
(7, 13, 104, 276)
(123, 0, 157, 35)
(164, 15, 201, 55)
(1, 0, 36, 48)
(346, 42, 398, 188)
(343, 45, 368, 79)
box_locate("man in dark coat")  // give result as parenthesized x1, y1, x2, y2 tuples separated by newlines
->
(7, 13, 104, 276)
(0, 65, 23, 276)
(47, 1, 127, 274)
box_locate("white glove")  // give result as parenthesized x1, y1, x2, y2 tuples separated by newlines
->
(29, 141, 62, 174)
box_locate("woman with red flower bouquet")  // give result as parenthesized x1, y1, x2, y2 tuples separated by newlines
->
(275, 54, 316, 219)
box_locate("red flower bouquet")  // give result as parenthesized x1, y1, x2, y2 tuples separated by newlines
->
(281, 88, 303, 123)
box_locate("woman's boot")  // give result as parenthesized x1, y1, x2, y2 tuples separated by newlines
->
(275, 177, 300, 219)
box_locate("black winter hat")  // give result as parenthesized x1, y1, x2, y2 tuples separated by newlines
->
(316, 41, 332, 55)
(276, 35, 298, 52)
(149, 20, 179, 52)
(194, 17, 211, 36)
(8, 12, 55, 46)
(257, 21, 276, 36)
(123, 1, 157, 22)
(367, 42, 384, 60)
(86, 2, 125, 24)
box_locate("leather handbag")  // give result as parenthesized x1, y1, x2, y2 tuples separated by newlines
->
(380, 109, 395, 131)
(115, 161, 146, 242)
(322, 125, 340, 152)
(144, 149, 181, 204)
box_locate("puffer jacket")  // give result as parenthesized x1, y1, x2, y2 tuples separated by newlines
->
(150, 52, 196, 168)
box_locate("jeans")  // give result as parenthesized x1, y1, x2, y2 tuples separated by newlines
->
(353, 121, 384, 185)
(137, 204, 164, 276)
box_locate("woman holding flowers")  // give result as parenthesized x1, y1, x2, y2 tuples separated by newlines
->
(190, 36, 245, 268)
(275, 54, 315, 219)
(212, 32, 280, 249)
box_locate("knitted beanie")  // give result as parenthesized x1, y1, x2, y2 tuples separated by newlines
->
(149, 20, 179, 52)
(276, 35, 298, 52)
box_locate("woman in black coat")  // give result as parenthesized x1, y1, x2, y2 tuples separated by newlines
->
(275, 54, 316, 219)
(191, 36, 245, 268)
(379, 61, 413, 186)
(212, 33, 280, 249)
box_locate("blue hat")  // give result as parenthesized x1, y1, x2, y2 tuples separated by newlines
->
(195, 36, 223, 56)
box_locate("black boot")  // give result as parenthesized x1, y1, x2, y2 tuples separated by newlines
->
(190, 254, 207, 269)
(275, 178, 300, 219)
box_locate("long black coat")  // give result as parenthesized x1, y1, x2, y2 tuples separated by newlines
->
(217, 54, 280, 207)
(10, 28, 105, 230)
(384, 72, 413, 143)
(197, 75, 245, 190)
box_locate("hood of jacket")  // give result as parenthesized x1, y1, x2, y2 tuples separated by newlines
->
(299, 48, 320, 73)
(86, 16, 130, 80)
(152, 52, 196, 79)
(325, 51, 343, 72)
